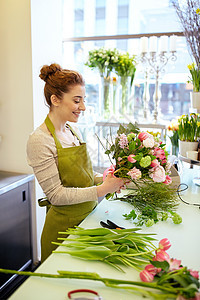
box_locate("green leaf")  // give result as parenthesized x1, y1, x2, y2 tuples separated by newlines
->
(123, 210, 137, 220)
(150, 260, 170, 272)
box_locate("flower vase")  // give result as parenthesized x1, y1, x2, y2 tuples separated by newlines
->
(100, 75, 111, 119)
(112, 77, 118, 116)
(119, 76, 129, 116)
(171, 144, 179, 156)
(190, 91, 200, 111)
(178, 140, 198, 157)
(169, 131, 179, 157)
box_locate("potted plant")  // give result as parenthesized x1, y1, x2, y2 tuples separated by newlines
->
(188, 63, 200, 109)
(177, 113, 200, 157)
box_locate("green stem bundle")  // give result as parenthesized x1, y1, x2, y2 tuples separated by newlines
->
(0, 268, 191, 299)
(51, 227, 157, 272)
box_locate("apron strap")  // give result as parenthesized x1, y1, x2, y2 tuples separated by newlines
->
(45, 115, 62, 149)
(66, 123, 83, 144)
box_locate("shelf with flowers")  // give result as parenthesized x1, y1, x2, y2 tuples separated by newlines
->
(85, 47, 137, 119)
(177, 113, 200, 157)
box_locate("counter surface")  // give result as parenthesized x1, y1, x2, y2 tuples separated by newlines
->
(0, 171, 34, 195)
(10, 168, 200, 300)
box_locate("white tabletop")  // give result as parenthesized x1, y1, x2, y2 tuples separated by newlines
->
(10, 167, 200, 300)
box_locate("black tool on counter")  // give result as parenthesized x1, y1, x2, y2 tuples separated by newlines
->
(100, 219, 125, 229)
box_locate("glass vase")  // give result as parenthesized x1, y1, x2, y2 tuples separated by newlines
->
(171, 144, 179, 156)
(119, 76, 129, 116)
(100, 75, 111, 119)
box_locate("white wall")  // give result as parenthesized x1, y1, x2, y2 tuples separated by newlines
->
(0, 0, 34, 173)
(0, 0, 63, 261)
(30, 0, 63, 259)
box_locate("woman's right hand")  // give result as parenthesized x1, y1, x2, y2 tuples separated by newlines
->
(96, 174, 126, 197)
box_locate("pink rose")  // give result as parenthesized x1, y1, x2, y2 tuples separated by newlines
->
(138, 132, 149, 141)
(127, 154, 136, 163)
(150, 159, 160, 168)
(127, 167, 142, 180)
(149, 165, 166, 182)
(143, 137, 154, 148)
(163, 175, 172, 185)
(139, 270, 154, 282)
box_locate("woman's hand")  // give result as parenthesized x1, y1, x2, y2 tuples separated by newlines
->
(96, 174, 127, 198)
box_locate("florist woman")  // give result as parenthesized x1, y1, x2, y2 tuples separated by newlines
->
(27, 63, 125, 262)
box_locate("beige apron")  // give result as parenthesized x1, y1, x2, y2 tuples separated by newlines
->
(40, 116, 97, 262)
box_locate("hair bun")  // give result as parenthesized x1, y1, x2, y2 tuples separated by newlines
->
(39, 63, 63, 82)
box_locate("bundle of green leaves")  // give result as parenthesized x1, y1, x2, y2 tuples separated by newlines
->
(52, 226, 157, 272)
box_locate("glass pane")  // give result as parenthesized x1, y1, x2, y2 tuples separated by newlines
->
(63, 36, 192, 123)
(63, 0, 182, 38)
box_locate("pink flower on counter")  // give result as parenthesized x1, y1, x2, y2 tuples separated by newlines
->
(189, 270, 199, 279)
(127, 154, 136, 163)
(138, 132, 149, 141)
(163, 175, 172, 185)
(118, 133, 128, 149)
(169, 258, 182, 271)
(139, 269, 154, 282)
(143, 137, 155, 148)
(150, 159, 160, 168)
(159, 238, 171, 251)
(155, 249, 170, 262)
(149, 165, 166, 183)
(145, 264, 160, 276)
(127, 167, 142, 180)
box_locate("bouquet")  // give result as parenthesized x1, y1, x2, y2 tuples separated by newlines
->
(102, 123, 181, 226)
(85, 47, 119, 78)
(178, 113, 200, 142)
(187, 63, 200, 92)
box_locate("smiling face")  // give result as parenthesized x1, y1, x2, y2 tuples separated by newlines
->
(51, 84, 86, 123)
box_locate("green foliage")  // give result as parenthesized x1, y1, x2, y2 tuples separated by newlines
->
(123, 205, 182, 228)
(177, 113, 200, 142)
(188, 63, 200, 92)
(85, 47, 137, 86)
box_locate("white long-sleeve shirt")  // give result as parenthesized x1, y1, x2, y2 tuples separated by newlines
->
(27, 125, 103, 206)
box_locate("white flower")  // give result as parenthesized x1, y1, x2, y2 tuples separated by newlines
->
(143, 137, 154, 148)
